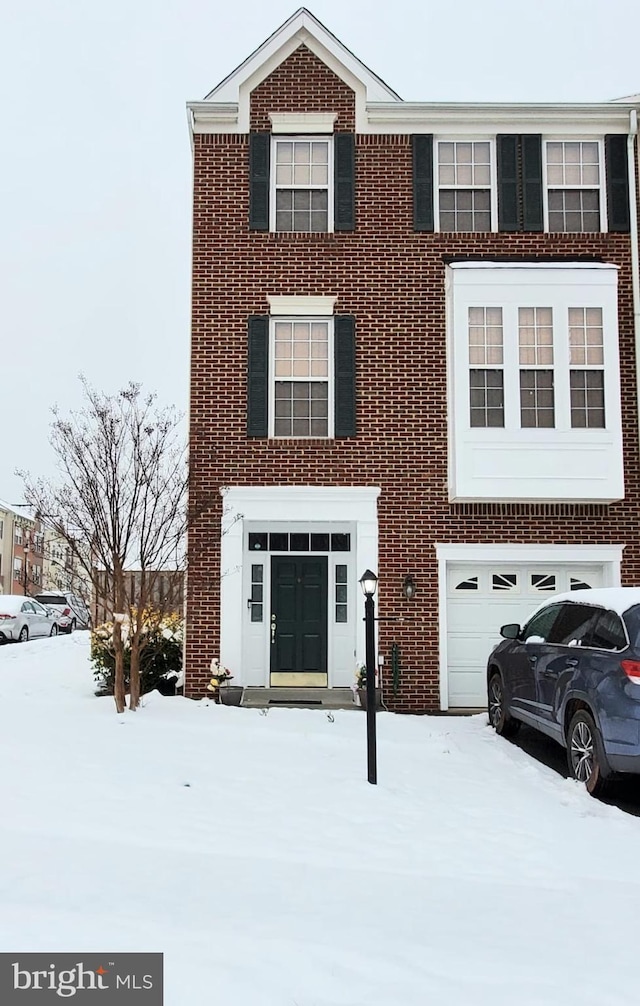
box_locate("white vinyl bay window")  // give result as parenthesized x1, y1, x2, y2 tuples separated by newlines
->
(447, 262, 623, 502)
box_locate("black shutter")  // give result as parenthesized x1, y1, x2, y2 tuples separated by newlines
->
(247, 316, 269, 437)
(334, 133, 355, 231)
(497, 135, 520, 232)
(605, 134, 630, 233)
(412, 134, 434, 232)
(334, 316, 356, 437)
(249, 133, 270, 231)
(521, 135, 544, 232)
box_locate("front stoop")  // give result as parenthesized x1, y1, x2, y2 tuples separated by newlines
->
(241, 687, 358, 710)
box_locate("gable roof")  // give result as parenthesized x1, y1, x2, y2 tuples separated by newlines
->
(203, 8, 401, 104)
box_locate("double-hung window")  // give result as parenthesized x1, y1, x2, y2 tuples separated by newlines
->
(468, 308, 504, 427)
(518, 307, 555, 428)
(272, 138, 331, 232)
(438, 141, 492, 231)
(272, 318, 332, 437)
(569, 308, 605, 428)
(546, 141, 602, 232)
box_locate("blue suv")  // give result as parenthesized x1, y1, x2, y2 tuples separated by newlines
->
(487, 588, 640, 796)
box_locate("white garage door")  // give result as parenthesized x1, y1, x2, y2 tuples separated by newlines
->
(446, 563, 604, 708)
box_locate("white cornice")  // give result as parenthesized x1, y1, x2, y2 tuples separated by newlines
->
(365, 101, 638, 135)
(188, 97, 640, 137)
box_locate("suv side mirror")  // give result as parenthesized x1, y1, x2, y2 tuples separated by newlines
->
(500, 623, 521, 640)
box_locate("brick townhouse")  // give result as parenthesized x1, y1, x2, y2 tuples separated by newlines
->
(185, 8, 640, 710)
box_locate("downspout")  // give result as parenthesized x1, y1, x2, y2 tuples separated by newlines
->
(628, 110, 640, 442)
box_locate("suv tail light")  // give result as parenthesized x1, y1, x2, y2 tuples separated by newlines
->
(0, 613, 14, 620)
(62, 608, 71, 617)
(621, 660, 640, 683)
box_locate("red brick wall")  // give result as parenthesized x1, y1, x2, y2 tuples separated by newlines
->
(187, 58, 639, 711)
(250, 45, 355, 131)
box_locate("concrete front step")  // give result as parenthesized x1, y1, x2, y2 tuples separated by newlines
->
(241, 687, 358, 710)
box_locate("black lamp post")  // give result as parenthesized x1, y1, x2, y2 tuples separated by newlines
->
(359, 569, 379, 785)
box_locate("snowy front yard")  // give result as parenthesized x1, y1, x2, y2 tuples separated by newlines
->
(0, 635, 638, 1005)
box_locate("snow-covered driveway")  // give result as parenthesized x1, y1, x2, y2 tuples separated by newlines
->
(0, 634, 638, 1005)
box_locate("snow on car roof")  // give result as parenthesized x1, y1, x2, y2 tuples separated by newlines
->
(535, 587, 640, 617)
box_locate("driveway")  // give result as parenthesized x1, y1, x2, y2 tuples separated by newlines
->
(511, 723, 640, 817)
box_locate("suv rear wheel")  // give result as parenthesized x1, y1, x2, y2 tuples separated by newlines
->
(488, 672, 520, 738)
(567, 710, 609, 797)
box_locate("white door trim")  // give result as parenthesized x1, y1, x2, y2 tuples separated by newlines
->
(435, 542, 624, 710)
(220, 486, 380, 684)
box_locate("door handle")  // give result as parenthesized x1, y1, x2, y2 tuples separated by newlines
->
(565, 658, 579, 667)
(529, 654, 538, 664)
(271, 615, 276, 644)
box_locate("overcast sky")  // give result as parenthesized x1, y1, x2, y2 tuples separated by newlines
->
(2, 0, 639, 506)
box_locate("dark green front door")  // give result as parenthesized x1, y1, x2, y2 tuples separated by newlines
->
(270, 556, 328, 686)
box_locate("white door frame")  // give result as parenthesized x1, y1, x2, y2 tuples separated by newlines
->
(221, 486, 380, 684)
(436, 543, 624, 711)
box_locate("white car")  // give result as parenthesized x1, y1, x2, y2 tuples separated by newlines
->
(0, 595, 61, 643)
(33, 591, 91, 632)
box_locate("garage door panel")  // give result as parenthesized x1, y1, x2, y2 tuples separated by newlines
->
(448, 670, 489, 708)
(446, 562, 605, 709)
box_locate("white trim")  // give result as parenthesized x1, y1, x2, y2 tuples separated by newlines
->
(434, 136, 497, 234)
(269, 134, 334, 234)
(220, 487, 380, 684)
(267, 295, 336, 316)
(268, 316, 334, 440)
(270, 112, 337, 134)
(450, 261, 619, 270)
(542, 137, 607, 233)
(203, 10, 400, 104)
(435, 543, 624, 710)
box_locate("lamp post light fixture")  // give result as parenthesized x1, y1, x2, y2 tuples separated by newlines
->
(359, 569, 379, 785)
(402, 574, 417, 600)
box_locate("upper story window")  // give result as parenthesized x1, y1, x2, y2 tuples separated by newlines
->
(437, 141, 492, 232)
(272, 319, 332, 436)
(14, 526, 23, 546)
(271, 137, 332, 233)
(545, 141, 602, 232)
(467, 304, 606, 431)
(448, 262, 623, 503)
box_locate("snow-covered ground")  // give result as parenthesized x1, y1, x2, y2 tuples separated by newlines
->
(1, 635, 639, 1005)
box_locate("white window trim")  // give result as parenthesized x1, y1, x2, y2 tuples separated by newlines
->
(268, 295, 336, 316)
(269, 112, 337, 134)
(268, 316, 335, 440)
(435, 543, 624, 710)
(542, 137, 607, 233)
(434, 136, 497, 234)
(269, 134, 334, 234)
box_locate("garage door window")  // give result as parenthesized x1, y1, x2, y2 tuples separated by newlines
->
(455, 576, 479, 590)
(492, 572, 518, 591)
(530, 572, 556, 592)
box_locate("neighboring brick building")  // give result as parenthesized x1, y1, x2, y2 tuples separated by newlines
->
(185, 8, 640, 710)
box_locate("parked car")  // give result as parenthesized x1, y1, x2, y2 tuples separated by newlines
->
(32, 591, 91, 632)
(487, 588, 640, 796)
(0, 595, 61, 642)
